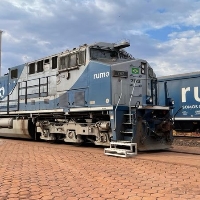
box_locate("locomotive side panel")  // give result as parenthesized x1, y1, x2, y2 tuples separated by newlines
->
(0, 64, 25, 112)
(111, 60, 149, 106)
(87, 61, 111, 107)
(18, 72, 56, 111)
(111, 60, 158, 107)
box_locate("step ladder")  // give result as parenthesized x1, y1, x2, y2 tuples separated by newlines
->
(121, 113, 136, 135)
(104, 141, 137, 158)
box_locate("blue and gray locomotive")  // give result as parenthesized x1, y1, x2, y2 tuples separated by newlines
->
(0, 41, 173, 150)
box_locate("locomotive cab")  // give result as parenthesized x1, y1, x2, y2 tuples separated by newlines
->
(108, 50, 173, 150)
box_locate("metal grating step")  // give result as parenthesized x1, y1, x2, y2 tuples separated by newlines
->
(121, 131, 133, 134)
(104, 141, 137, 157)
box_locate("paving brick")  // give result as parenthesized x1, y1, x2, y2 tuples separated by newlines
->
(0, 193, 8, 200)
(0, 139, 200, 200)
(54, 197, 69, 200)
(157, 197, 172, 200)
(136, 192, 151, 197)
(130, 188, 145, 194)
(150, 192, 165, 198)
(127, 196, 142, 200)
(29, 195, 42, 199)
(41, 195, 54, 200)
(8, 189, 19, 194)
(143, 189, 157, 194)
(142, 197, 157, 200)
(194, 195, 200, 199)
(65, 197, 79, 200)
(18, 190, 30, 195)
(19, 195, 30, 199)
(164, 193, 180, 198)
(6, 194, 20, 199)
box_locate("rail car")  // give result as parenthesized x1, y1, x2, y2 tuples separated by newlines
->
(158, 72, 200, 137)
(0, 41, 174, 150)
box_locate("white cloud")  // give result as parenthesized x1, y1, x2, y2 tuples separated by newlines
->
(4, 0, 54, 17)
(0, 0, 200, 77)
(183, 9, 200, 27)
(168, 30, 200, 39)
(3, 32, 21, 43)
(149, 30, 200, 76)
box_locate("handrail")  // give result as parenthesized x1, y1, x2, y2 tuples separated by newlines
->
(114, 79, 123, 130)
(128, 79, 138, 122)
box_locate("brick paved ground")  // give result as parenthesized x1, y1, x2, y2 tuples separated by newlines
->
(0, 139, 199, 200)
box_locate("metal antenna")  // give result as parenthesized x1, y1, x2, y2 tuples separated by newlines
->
(0, 30, 2, 77)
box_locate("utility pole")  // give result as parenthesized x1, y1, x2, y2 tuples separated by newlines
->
(0, 30, 2, 77)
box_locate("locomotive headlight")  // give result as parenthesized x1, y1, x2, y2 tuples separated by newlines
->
(141, 63, 145, 69)
(167, 98, 175, 107)
(141, 63, 145, 74)
(169, 99, 175, 106)
(146, 96, 152, 104)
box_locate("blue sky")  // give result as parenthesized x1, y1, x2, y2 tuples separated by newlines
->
(0, 0, 200, 77)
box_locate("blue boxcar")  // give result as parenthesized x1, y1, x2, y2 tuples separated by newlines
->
(158, 72, 200, 134)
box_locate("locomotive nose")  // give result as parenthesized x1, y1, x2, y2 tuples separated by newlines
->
(156, 120, 173, 134)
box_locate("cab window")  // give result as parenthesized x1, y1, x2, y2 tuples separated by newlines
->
(29, 63, 35, 74)
(11, 69, 18, 79)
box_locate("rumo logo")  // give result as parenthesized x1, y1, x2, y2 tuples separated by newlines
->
(94, 72, 110, 79)
(182, 87, 200, 102)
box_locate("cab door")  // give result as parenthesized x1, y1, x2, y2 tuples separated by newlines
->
(9, 68, 19, 111)
(0, 75, 8, 112)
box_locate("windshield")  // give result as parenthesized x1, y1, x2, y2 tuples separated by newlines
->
(90, 48, 118, 60)
(90, 48, 133, 61)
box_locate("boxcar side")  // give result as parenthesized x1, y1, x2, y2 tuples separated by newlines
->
(158, 72, 200, 135)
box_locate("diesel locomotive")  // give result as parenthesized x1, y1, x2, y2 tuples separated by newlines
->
(0, 41, 173, 150)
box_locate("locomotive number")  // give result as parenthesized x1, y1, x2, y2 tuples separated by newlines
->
(112, 70, 128, 78)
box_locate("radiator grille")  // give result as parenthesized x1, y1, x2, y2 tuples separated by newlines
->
(75, 91, 85, 106)
(59, 93, 68, 107)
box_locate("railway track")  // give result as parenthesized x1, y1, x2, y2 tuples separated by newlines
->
(173, 130, 200, 137)
(173, 136, 200, 147)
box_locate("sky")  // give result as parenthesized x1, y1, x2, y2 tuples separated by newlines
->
(0, 0, 200, 77)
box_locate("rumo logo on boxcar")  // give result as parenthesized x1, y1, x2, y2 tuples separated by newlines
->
(182, 87, 200, 102)
(94, 72, 110, 79)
